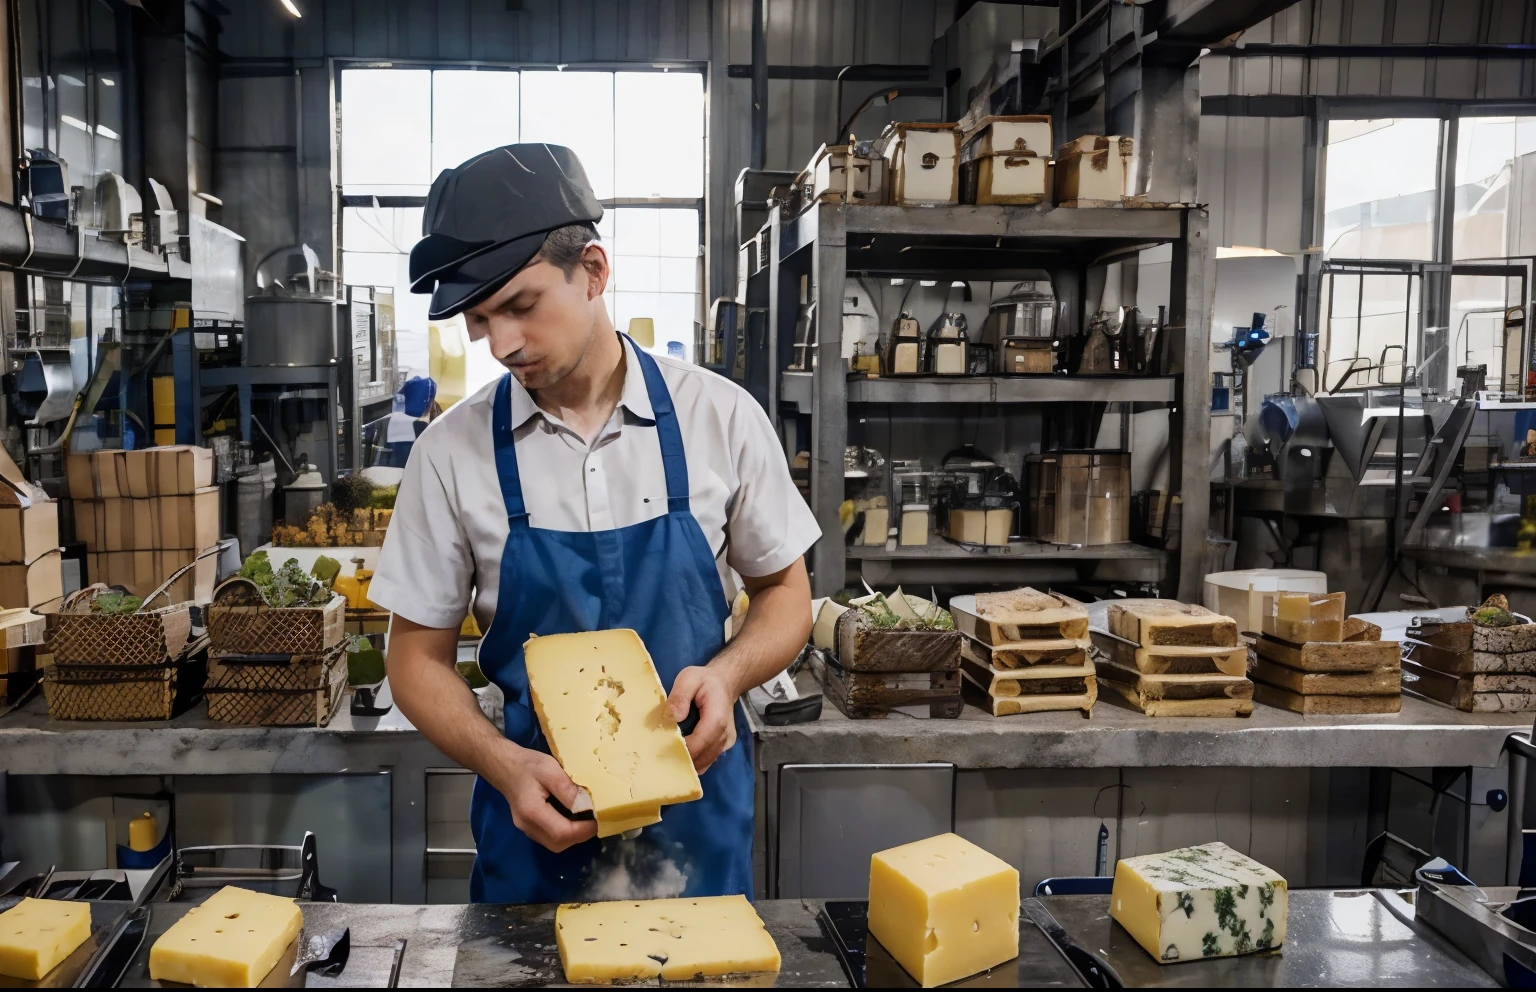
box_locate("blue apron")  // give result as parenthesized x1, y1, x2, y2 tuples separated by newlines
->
(469, 342, 755, 904)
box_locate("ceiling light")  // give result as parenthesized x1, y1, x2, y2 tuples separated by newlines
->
(60, 115, 89, 132)
(919, 279, 937, 287)
(101, 78, 115, 87)
(58, 74, 83, 86)
(96, 125, 118, 139)
(279, 0, 302, 16)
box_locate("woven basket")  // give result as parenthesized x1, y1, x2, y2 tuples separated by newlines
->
(48, 586, 193, 666)
(43, 657, 206, 721)
(205, 651, 347, 727)
(207, 578, 346, 655)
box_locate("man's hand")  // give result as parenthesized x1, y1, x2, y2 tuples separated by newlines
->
(488, 744, 599, 853)
(667, 665, 739, 773)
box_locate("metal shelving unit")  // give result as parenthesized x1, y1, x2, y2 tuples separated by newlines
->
(768, 200, 1211, 599)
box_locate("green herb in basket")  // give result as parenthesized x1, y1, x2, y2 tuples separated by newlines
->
(310, 555, 342, 589)
(91, 591, 143, 615)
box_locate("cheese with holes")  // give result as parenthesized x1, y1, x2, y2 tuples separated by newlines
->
(1111, 842, 1287, 964)
(148, 885, 303, 987)
(0, 898, 92, 980)
(526, 629, 702, 837)
(555, 895, 780, 983)
(868, 833, 1020, 988)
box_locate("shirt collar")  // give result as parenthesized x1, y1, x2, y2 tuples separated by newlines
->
(504, 334, 656, 431)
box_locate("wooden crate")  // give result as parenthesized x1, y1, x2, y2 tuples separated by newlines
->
(834, 610, 960, 673)
(48, 586, 192, 666)
(43, 657, 205, 721)
(207, 578, 346, 655)
(809, 649, 961, 719)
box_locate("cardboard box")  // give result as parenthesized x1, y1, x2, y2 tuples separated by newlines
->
(155, 445, 214, 496)
(158, 488, 220, 550)
(0, 552, 63, 611)
(0, 501, 59, 564)
(133, 499, 158, 548)
(92, 451, 123, 499)
(66, 453, 96, 499)
(133, 550, 157, 592)
(125, 449, 156, 498)
(101, 499, 132, 552)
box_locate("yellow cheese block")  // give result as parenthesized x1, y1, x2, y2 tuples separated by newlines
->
(148, 885, 303, 988)
(868, 833, 1020, 987)
(597, 805, 662, 836)
(525, 629, 702, 831)
(556, 895, 781, 983)
(0, 898, 92, 980)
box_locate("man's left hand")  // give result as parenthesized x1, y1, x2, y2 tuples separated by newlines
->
(667, 666, 738, 773)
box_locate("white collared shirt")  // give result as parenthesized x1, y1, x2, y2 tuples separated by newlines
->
(368, 337, 822, 631)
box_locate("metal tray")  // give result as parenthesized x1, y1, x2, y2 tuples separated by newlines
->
(818, 899, 1084, 988)
(1032, 889, 1495, 988)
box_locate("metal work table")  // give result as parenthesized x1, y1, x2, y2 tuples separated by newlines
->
(97, 890, 1496, 987)
(749, 677, 1531, 771)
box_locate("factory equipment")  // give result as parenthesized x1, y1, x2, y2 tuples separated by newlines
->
(924, 312, 968, 375)
(245, 245, 341, 368)
(932, 450, 1021, 548)
(984, 274, 1059, 374)
(885, 312, 923, 375)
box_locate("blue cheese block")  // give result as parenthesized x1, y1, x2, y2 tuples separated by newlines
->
(1110, 841, 1287, 964)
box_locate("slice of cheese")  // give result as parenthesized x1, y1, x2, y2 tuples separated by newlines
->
(868, 833, 1019, 988)
(525, 630, 702, 825)
(1111, 841, 1287, 965)
(555, 895, 781, 982)
(148, 885, 302, 988)
(0, 898, 92, 980)
(596, 806, 662, 837)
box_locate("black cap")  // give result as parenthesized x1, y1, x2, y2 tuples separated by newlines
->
(409, 144, 603, 319)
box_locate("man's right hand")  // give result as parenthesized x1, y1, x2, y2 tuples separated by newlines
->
(493, 745, 599, 853)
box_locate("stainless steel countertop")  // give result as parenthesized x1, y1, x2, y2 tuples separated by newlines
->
(0, 681, 1529, 776)
(748, 671, 1533, 770)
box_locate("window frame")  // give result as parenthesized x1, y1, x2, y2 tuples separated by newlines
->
(331, 58, 711, 356)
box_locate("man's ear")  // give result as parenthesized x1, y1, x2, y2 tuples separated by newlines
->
(582, 243, 610, 300)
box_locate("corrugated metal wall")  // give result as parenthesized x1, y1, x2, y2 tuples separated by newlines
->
(213, 0, 949, 302)
(1201, 0, 1536, 251)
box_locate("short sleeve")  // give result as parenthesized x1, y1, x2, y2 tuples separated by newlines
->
(369, 445, 475, 629)
(723, 391, 822, 577)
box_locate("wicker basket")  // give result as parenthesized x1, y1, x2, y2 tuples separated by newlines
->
(205, 649, 347, 727)
(43, 657, 206, 721)
(207, 578, 346, 655)
(48, 586, 193, 666)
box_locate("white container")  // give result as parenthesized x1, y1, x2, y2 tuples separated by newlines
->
(1202, 568, 1329, 637)
(883, 123, 961, 205)
(810, 143, 886, 205)
(961, 115, 1053, 204)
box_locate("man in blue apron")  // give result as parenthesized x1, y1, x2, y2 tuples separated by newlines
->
(370, 144, 820, 903)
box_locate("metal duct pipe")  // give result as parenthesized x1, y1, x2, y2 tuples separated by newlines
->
(750, 0, 767, 170)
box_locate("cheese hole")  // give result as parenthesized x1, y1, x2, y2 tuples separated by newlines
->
(224, 913, 239, 919)
(924, 929, 938, 953)
(972, 921, 979, 932)
(215, 929, 223, 934)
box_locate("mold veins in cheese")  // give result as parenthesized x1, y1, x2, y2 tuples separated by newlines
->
(1111, 841, 1288, 964)
(0, 897, 93, 980)
(148, 885, 303, 988)
(555, 895, 781, 983)
(868, 833, 1020, 988)
(525, 629, 702, 837)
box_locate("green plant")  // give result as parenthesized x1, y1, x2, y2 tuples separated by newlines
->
(367, 485, 399, 510)
(331, 473, 378, 514)
(238, 550, 274, 586)
(311, 555, 342, 589)
(92, 591, 143, 615)
(237, 550, 330, 607)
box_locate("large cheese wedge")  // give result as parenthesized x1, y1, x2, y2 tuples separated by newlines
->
(555, 895, 780, 982)
(1111, 841, 1287, 964)
(525, 629, 702, 837)
(868, 833, 1019, 987)
(0, 898, 92, 980)
(148, 885, 303, 987)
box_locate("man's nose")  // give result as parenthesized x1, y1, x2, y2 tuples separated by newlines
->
(485, 321, 525, 362)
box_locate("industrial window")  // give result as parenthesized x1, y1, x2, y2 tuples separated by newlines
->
(1322, 118, 1443, 262)
(338, 66, 706, 390)
(1453, 116, 1536, 260)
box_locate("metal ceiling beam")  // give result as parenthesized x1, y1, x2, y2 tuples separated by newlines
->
(1156, 0, 1309, 45)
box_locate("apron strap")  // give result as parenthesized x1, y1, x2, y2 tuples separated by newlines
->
(624, 336, 692, 514)
(491, 374, 529, 522)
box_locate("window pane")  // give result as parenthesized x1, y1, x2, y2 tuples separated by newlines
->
(342, 206, 423, 255)
(614, 72, 703, 198)
(90, 0, 122, 181)
(520, 71, 615, 198)
(1454, 116, 1536, 260)
(614, 291, 699, 362)
(432, 70, 519, 178)
(341, 69, 431, 187)
(1323, 118, 1441, 260)
(52, 0, 91, 188)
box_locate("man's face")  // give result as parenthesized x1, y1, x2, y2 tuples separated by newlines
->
(461, 244, 610, 390)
